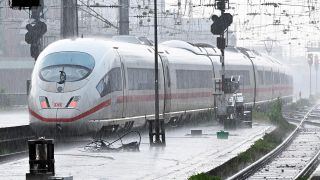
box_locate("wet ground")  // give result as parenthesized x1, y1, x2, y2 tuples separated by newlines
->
(0, 120, 274, 180)
(0, 107, 29, 128)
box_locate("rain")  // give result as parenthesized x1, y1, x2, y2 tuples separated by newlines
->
(0, 0, 320, 179)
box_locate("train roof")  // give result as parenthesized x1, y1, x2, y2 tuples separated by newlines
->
(39, 38, 290, 73)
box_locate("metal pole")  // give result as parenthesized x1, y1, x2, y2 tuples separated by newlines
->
(220, 35, 225, 94)
(76, 0, 79, 36)
(154, 0, 160, 143)
(119, 0, 129, 35)
(0, 1, 3, 54)
(61, 0, 78, 38)
(220, 5, 226, 100)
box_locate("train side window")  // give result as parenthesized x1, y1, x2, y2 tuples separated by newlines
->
(258, 71, 264, 85)
(166, 66, 171, 87)
(96, 67, 122, 97)
(274, 72, 280, 84)
(176, 69, 212, 89)
(280, 73, 285, 84)
(127, 68, 158, 90)
(224, 70, 250, 85)
(265, 71, 272, 84)
(286, 75, 290, 84)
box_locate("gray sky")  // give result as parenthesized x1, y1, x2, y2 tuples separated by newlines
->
(164, 0, 320, 45)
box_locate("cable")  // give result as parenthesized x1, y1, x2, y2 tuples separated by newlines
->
(84, 130, 141, 152)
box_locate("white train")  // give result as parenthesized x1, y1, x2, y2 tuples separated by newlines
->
(28, 38, 293, 135)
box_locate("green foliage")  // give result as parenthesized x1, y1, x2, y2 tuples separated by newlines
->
(252, 138, 275, 153)
(0, 88, 5, 94)
(296, 176, 309, 180)
(207, 125, 293, 179)
(192, 98, 298, 179)
(237, 150, 251, 162)
(267, 98, 294, 130)
(267, 98, 282, 124)
(234, 131, 281, 166)
(189, 173, 221, 180)
(252, 110, 269, 122)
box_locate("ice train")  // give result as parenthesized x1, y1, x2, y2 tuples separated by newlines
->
(28, 38, 293, 135)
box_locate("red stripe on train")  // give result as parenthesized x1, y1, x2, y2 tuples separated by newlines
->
(30, 85, 293, 123)
(29, 99, 111, 122)
(116, 92, 212, 103)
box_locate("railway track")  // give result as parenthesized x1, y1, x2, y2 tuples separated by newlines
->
(0, 125, 35, 162)
(229, 104, 320, 180)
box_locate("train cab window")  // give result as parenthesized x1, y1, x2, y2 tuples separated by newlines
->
(39, 52, 95, 82)
(96, 67, 122, 97)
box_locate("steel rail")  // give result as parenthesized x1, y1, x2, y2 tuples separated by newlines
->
(228, 104, 319, 180)
(294, 144, 320, 179)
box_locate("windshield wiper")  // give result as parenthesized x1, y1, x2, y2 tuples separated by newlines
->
(58, 67, 66, 84)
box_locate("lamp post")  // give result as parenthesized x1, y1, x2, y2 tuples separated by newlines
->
(308, 53, 313, 97)
(315, 55, 319, 94)
(154, 0, 160, 144)
(147, 0, 165, 146)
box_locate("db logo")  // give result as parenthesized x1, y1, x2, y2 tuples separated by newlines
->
(54, 102, 62, 107)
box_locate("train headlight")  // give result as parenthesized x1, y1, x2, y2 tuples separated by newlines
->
(39, 96, 50, 109)
(66, 96, 80, 108)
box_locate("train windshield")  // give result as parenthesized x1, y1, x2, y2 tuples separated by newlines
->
(39, 52, 95, 82)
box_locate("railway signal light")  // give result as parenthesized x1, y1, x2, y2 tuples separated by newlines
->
(10, 0, 40, 9)
(25, 21, 47, 59)
(25, 21, 47, 44)
(210, 13, 233, 35)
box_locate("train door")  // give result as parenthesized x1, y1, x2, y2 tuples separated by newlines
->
(248, 58, 257, 107)
(207, 56, 216, 107)
(120, 61, 126, 118)
(160, 55, 171, 119)
(115, 50, 126, 118)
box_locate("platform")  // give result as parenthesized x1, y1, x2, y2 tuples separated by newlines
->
(0, 107, 29, 128)
(0, 122, 274, 179)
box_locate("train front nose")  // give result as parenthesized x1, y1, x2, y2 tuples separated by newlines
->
(30, 94, 100, 136)
(30, 93, 83, 135)
(29, 51, 98, 136)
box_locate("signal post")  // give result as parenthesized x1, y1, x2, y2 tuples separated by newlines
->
(211, 0, 252, 129)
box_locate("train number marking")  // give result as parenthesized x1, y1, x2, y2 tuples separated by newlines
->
(54, 102, 63, 108)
